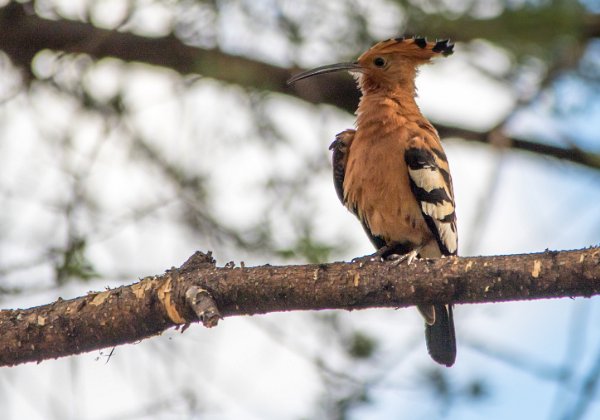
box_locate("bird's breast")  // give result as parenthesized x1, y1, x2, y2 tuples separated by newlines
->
(343, 129, 431, 247)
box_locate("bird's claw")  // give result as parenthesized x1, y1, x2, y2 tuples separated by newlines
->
(387, 249, 419, 266)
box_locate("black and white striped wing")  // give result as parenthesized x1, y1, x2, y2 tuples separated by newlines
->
(405, 146, 457, 256)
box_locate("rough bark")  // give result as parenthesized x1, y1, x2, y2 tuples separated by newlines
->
(1, 247, 599, 367)
(2, 2, 600, 171)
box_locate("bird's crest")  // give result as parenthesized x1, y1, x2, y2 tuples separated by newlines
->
(286, 35, 454, 87)
(360, 36, 454, 62)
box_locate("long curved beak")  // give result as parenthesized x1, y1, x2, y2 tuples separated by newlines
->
(287, 62, 362, 85)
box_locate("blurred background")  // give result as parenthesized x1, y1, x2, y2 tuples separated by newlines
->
(1, 0, 600, 419)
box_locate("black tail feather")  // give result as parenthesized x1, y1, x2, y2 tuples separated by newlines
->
(425, 304, 456, 367)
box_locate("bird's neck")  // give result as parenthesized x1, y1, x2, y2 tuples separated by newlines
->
(356, 85, 424, 128)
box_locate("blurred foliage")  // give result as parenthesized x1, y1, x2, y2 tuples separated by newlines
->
(53, 236, 99, 285)
(347, 330, 378, 359)
(275, 224, 340, 264)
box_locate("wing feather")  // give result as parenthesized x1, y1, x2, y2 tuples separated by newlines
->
(405, 145, 457, 255)
(329, 129, 355, 204)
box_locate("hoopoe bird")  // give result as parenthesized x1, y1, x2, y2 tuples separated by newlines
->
(288, 37, 458, 366)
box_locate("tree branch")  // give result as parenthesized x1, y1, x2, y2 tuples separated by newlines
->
(2, 2, 600, 171)
(1, 247, 599, 367)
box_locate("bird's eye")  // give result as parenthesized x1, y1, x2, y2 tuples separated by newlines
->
(373, 57, 386, 67)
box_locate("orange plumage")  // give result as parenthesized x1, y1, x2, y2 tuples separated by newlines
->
(291, 37, 457, 366)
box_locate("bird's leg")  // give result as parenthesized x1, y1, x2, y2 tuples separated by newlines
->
(387, 245, 423, 266)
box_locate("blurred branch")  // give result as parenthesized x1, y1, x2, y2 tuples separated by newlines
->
(435, 126, 600, 170)
(0, 1, 297, 94)
(1, 246, 599, 367)
(2, 2, 600, 171)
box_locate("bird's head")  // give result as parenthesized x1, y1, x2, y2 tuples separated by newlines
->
(288, 37, 453, 94)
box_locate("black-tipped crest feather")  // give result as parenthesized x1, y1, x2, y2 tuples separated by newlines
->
(433, 39, 454, 56)
(414, 37, 427, 48)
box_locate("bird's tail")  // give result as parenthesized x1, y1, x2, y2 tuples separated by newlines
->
(424, 304, 456, 367)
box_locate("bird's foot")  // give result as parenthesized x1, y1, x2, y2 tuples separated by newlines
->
(351, 252, 383, 266)
(387, 248, 421, 266)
